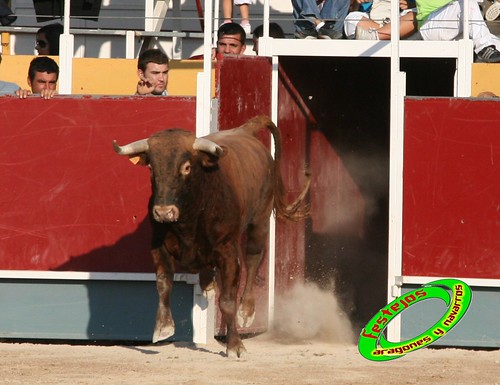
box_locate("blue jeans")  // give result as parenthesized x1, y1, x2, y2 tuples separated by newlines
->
(292, 0, 350, 34)
(0, 0, 13, 17)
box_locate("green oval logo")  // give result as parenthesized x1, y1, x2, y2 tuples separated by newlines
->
(358, 278, 472, 361)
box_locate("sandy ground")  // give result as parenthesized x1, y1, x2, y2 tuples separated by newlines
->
(1, 283, 498, 385)
(0, 335, 499, 385)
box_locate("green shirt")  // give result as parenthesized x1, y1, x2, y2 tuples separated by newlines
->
(416, 0, 455, 28)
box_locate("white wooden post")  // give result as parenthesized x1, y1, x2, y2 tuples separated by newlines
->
(58, 0, 74, 95)
(386, 0, 405, 343)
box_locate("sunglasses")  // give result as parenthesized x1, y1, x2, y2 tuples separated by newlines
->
(36, 40, 48, 49)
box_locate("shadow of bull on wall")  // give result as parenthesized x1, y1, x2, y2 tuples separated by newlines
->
(54, 218, 194, 344)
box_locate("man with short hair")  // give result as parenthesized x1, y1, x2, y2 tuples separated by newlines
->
(136, 49, 169, 96)
(216, 22, 247, 55)
(16, 56, 59, 99)
(189, 22, 247, 60)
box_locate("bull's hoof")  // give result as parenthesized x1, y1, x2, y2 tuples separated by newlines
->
(226, 342, 247, 359)
(237, 306, 256, 328)
(152, 324, 175, 343)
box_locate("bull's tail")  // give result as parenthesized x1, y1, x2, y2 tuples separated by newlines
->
(243, 116, 310, 221)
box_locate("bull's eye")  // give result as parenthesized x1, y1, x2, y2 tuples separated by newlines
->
(180, 161, 191, 176)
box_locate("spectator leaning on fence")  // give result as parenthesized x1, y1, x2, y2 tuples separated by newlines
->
(16, 56, 59, 99)
(136, 49, 169, 96)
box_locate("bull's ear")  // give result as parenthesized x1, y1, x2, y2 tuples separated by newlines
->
(128, 154, 149, 166)
(197, 145, 228, 168)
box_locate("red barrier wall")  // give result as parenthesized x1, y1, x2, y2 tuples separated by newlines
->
(1, 57, 368, 336)
(0, 96, 196, 272)
(403, 97, 500, 279)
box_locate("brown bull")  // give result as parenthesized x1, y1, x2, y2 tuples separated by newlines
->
(113, 116, 309, 357)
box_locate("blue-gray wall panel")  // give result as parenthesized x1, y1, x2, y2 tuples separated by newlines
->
(0, 279, 193, 342)
(400, 286, 500, 348)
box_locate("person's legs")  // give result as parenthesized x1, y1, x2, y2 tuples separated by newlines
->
(0, 0, 12, 16)
(239, 3, 249, 24)
(0, 0, 16, 26)
(419, 1, 461, 41)
(233, 0, 253, 33)
(374, 11, 417, 40)
(464, 0, 500, 52)
(292, 0, 322, 37)
(344, 11, 370, 39)
(320, 0, 351, 35)
(420, 0, 499, 53)
(354, 10, 417, 40)
(238, 3, 251, 33)
(222, 0, 233, 22)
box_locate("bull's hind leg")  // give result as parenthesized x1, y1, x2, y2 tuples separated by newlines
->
(237, 222, 268, 328)
(151, 247, 176, 343)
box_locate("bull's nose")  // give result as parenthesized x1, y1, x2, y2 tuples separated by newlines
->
(153, 205, 180, 223)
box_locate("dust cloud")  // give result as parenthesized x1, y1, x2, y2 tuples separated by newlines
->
(270, 281, 355, 344)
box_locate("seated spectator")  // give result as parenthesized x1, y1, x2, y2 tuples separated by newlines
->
(292, 0, 350, 39)
(346, 0, 418, 40)
(136, 49, 169, 96)
(16, 56, 59, 99)
(0, 53, 20, 95)
(417, 0, 500, 63)
(252, 22, 285, 55)
(0, 0, 16, 26)
(36, 23, 64, 56)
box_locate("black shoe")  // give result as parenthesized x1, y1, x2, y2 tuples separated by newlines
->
(476, 45, 500, 63)
(0, 14, 17, 26)
(294, 28, 317, 39)
(318, 24, 343, 40)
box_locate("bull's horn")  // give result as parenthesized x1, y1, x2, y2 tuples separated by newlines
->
(113, 138, 149, 155)
(193, 138, 223, 156)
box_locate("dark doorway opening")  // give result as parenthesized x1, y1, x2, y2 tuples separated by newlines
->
(279, 56, 455, 330)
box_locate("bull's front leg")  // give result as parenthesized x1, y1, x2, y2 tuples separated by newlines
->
(215, 243, 246, 358)
(151, 247, 175, 343)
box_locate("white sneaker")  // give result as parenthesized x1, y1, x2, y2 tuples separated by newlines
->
(485, 0, 500, 21)
(241, 23, 251, 35)
(355, 26, 379, 40)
